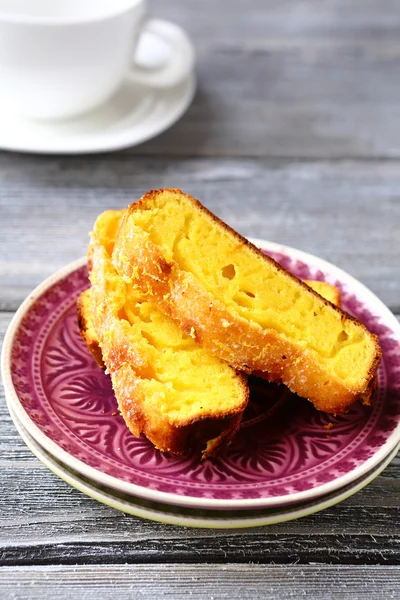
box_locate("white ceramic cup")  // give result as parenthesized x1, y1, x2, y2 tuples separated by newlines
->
(0, 0, 195, 120)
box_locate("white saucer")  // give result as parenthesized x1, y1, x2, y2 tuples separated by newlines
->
(8, 403, 399, 529)
(0, 73, 196, 154)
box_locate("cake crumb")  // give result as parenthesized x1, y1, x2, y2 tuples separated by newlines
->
(324, 422, 334, 430)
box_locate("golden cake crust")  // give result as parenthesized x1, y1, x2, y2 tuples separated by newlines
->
(112, 189, 381, 414)
(304, 280, 341, 308)
(78, 211, 249, 459)
(77, 289, 105, 370)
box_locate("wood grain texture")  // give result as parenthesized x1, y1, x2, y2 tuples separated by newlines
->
(0, 565, 399, 600)
(134, 0, 400, 159)
(1, 156, 400, 310)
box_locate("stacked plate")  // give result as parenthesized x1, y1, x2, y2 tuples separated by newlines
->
(3, 240, 400, 528)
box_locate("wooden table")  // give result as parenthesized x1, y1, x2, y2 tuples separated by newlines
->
(1, 1, 399, 598)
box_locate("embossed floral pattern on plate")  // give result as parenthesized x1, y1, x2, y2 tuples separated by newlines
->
(4, 241, 400, 510)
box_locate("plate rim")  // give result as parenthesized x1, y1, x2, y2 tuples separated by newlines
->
(2, 240, 400, 510)
(8, 401, 399, 529)
(0, 73, 196, 155)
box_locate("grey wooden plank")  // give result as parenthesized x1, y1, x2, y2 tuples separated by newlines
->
(128, 0, 400, 159)
(0, 564, 399, 600)
(1, 156, 400, 310)
(149, 0, 400, 40)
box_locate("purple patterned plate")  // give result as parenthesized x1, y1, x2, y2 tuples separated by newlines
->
(2, 240, 400, 511)
(8, 402, 400, 529)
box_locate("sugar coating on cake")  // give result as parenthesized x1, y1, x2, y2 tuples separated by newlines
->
(112, 189, 381, 414)
(78, 209, 248, 458)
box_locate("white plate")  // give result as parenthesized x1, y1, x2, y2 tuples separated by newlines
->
(0, 73, 195, 154)
(8, 402, 399, 529)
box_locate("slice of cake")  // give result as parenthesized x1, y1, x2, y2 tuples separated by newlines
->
(77, 288, 105, 370)
(78, 209, 249, 458)
(112, 189, 381, 414)
(304, 280, 341, 308)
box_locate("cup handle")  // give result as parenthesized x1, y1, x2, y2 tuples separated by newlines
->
(130, 19, 195, 88)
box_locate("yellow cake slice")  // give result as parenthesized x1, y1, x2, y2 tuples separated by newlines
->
(112, 189, 381, 414)
(78, 209, 249, 458)
(304, 281, 341, 308)
(77, 289, 105, 370)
